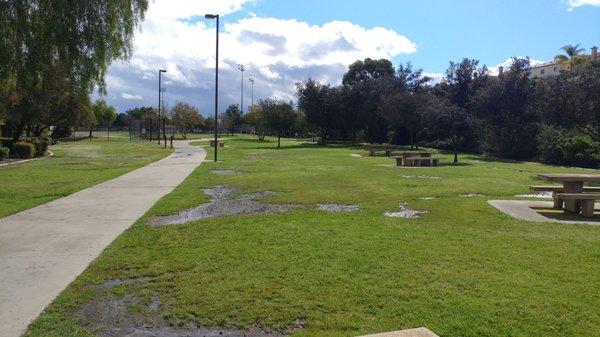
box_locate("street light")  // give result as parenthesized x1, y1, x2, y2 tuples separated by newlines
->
(248, 77, 255, 108)
(158, 69, 167, 144)
(237, 64, 245, 115)
(205, 13, 219, 162)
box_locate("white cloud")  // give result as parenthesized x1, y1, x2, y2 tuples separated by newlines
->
(488, 57, 547, 76)
(563, 0, 600, 10)
(103, 0, 417, 114)
(422, 72, 444, 85)
(121, 92, 143, 100)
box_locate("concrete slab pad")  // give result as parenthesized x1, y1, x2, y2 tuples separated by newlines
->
(357, 327, 439, 337)
(0, 141, 206, 337)
(489, 200, 600, 226)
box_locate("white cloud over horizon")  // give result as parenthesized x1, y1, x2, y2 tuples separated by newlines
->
(101, 0, 417, 115)
(563, 0, 600, 10)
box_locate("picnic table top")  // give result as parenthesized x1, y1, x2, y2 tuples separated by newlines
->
(538, 173, 600, 182)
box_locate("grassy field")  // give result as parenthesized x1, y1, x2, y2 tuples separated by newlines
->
(0, 138, 171, 218)
(24, 135, 600, 337)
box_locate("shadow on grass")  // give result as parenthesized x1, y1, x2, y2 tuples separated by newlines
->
(461, 154, 526, 164)
(533, 206, 600, 223)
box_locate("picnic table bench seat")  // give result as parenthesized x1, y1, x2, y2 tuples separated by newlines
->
(401, 156, 441, 167)
(529, 185, 600, 208)
(555, 193, 600, 217)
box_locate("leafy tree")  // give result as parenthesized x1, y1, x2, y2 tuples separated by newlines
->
(296, 79, 334, 144)
(426, 96, 475, 163)
(126, 107, 158, 120)
(473, 58, 539, 160)
(91, 100, 116, 139)
(258, 99, 298, 148)
(342, 58, 395, 86)
(0, 0, 148, 140)
(539, 62, 600, 142)
(170, 102, 202, 139)
(378, 63, 431, 149)
(221, 104, 242, 136)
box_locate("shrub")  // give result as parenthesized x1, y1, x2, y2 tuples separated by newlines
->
(27, 138, 50, 156)
(13, 142, 35, 159)
(1, 138, 14, 153)
(562, 136, 600, 169)
(537, 126, 565, 165)
(0, 147, 9, 161)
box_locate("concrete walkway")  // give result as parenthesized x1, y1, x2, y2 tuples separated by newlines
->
(0, 141, 206, 337)
(489, 200, 600, 226)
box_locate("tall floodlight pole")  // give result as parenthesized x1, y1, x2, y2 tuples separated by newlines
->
(248, 77, 255, 107)
(205, 14, 219, 162)
(158, 69, 167, 144)
(237, 64, 245, 115)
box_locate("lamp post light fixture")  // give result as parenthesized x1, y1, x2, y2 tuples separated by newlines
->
(237, 64, 245, 115)
(248, 77, 255, 108)
(157, 69, 167, 144)
(205, 13, 219, 162)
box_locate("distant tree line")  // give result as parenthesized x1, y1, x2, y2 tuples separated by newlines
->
(294, 50, 600, 168)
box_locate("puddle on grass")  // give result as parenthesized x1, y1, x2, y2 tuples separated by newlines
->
(149, 186, 300, 226)
(459, 193, 486, 198)
(384, 203, 427, 218)
(210, 169, 239, 176)
(316, 204, 360, 212)
(514, 191, 553, 199)
(401, 175, 442, 180)
(78, 278, 288, 337)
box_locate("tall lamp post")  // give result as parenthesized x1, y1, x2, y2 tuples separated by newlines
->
(248, 77, 255, 108)
(157, 69, 167, 144)
(205, 13, 219, 162)
(237, 64, 245, 115)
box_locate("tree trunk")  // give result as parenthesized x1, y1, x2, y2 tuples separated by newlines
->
(453, 137, 459, 163)
(409, 127, 414, 150)
(277, 133, 281, 148)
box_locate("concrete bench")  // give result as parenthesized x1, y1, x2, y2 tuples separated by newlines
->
(403, 156, 440, 167)
(530, 186, 600, 208)
(556, 193, 600, 217)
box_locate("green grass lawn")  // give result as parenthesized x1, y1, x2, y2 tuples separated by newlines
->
(24, 136, 600, 337)
(0, 138, 171, 218)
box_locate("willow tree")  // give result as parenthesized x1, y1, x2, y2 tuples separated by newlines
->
(0, 0, 148, 140)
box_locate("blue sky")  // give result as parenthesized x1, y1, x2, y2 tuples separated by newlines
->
(101, 0, 600, 115)
(238, 0, 600, 72)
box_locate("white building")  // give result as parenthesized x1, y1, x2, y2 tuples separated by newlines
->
(498, 46, 598, 79)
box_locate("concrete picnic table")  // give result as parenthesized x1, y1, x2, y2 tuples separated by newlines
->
(363, 144, 397, 156)
(393, 151, 433, 166)
(538, 173, 600, 213)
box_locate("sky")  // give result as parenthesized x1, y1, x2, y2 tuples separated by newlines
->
(101, 0, 600, 116)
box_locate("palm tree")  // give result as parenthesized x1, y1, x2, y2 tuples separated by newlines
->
(555, 44, 587, 70)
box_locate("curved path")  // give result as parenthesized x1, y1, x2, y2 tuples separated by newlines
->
(0, 141, 206, 337)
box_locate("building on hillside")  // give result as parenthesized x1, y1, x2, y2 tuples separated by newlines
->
(498, 45, 598, 79)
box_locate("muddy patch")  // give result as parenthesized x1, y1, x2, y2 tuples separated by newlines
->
(149, 186, 300, 226)
(401, 175, 442, 180)
(210, 169, 239, 176)
(514, 191, 553, 199)
(77, 279, 286, 337)
(316, 204, 360, 212)
(384, 203, 427, 218)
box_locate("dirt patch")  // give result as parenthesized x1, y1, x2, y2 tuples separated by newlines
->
(149, 186, 300, 226)
(384, 203, 427, 218)
(350, 154, 363, 158)
(316, 204, 359, 212)
(77, 278, 286, 337)
(210, 169, 239, 176)
(419, 197, 437, 200)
